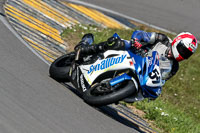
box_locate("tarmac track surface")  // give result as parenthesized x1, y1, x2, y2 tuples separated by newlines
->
(73, 0, 200, 39)
(0, 1, 141, 133)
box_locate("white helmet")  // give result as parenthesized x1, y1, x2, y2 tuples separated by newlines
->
(171, 32, 198, 62)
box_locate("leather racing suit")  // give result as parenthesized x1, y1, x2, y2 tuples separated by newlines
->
(129, 30, 179, 82)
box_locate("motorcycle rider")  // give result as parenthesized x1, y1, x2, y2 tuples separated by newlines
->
(74, 30, 198, 82)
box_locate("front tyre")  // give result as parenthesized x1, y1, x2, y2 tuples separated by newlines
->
(49, 54, 73, 82)
(82, 80, 136, 106)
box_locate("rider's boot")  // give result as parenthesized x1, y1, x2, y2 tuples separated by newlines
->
(67, 34, 94, 62)
(74, 33, 125, 60)
(81, 33, 94, 45)
(74, 33, 107, 56)
(74, 33, 94, 50)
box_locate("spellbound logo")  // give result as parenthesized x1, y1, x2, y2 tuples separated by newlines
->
(88, 54, 127, 74)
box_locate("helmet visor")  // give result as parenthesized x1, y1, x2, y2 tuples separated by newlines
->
(176, 41, 193, 59)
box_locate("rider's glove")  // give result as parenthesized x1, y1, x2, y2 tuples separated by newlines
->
(131, 38, 143, 49)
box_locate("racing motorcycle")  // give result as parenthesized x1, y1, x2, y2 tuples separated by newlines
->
(49, 33, 162, 106)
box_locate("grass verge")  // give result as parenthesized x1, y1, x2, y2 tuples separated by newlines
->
(61, 24, 200, 133)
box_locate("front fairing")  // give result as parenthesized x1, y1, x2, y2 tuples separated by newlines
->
(129, 50, 162, 99)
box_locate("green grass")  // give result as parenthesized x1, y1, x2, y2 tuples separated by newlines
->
(162, 48, 200, 121)
(132, 99, 200, 133)
(61, 24, 200, 133)
(61, 24, 133, 44)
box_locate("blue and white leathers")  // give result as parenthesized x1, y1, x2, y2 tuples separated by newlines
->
(131, 30, 155, 44)
(79, 33, 162, 99)
(112, 31, 156, 50)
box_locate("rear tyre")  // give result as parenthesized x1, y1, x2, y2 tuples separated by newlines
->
(49, 54, 73, 82)
(82, 80, 136, 106)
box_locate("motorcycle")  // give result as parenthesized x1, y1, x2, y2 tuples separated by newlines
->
(49, 33, 162, 106)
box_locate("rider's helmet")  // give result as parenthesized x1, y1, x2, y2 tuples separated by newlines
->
(171, 32, 198, 62)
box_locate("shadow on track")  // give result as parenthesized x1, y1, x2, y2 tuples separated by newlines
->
(63, 83, 147, 133)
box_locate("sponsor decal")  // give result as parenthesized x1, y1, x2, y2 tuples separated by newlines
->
(80, 74, 87, 92)
(156, 88, 162, 96)
(88, 54, 127, 74)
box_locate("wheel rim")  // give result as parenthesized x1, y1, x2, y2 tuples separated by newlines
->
(87, 82, 123, 97)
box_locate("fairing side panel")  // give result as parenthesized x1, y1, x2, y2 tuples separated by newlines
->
(79, 50, 133, 85)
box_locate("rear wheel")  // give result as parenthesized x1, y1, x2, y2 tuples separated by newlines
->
(49, 54, 74, 82)
(82, 80, 136, 106)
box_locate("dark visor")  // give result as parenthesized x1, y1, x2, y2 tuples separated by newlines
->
(176, 41, 193, 59)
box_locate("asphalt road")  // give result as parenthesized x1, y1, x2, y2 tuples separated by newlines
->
(0, 1, 140, 133)
(73, 0, 200, 39)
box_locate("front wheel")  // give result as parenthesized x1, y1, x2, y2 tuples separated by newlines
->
(49, 53, 74, 82)
(82, 80, 136, 106)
